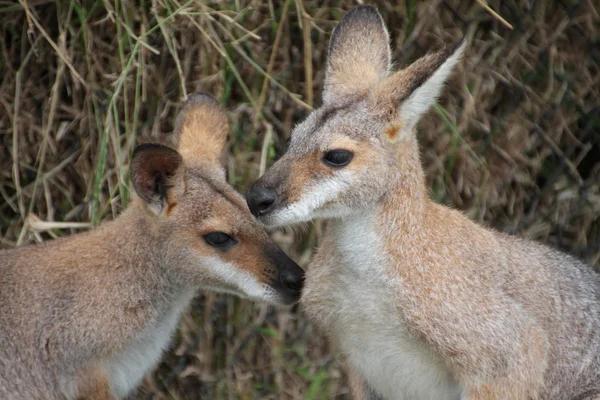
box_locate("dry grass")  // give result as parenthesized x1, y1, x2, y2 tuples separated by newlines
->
(1, 0, 599, 399)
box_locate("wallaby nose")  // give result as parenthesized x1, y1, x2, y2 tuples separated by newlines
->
(280, 267, 303, 293)
(265, 244, 304, 305)
(276, 259, 304, 305)
(247, 184, 276, 217)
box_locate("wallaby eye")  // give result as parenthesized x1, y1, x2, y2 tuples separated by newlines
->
(322, 149, 354, 168)
(204, 232, 237, 251)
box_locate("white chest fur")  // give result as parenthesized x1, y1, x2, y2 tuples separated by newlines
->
(320, 214, 461, 400)
(107, 288, 196, 399)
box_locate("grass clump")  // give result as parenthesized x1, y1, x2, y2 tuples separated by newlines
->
(1, 1, 598, 398)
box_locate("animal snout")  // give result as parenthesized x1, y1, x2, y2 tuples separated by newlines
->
(276, 260, 304, 305)
(279, 265, 304, 294)
(247, 184, 276, 217)
(265, 244, 304, 305)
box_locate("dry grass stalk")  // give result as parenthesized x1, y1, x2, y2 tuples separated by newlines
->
(0, 1, 598, 398)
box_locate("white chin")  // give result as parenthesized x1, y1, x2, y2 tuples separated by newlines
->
(260, 207, 314, 228)
(267, 204, 353, 227)
(212, 286, 283, 305)
(244, 288, 295, 307)
(260, 176, 353, 226)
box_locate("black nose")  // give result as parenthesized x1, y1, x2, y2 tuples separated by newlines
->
(280, 267, 303, 293)
(265, 244, 304, 305)
(247, 184, 276, 217)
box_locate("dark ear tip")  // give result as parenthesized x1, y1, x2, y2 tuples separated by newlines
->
(332, 5, 386, 46)
(176, 92, 224, 126)
(448, 37, 468, 55)
(428, 38, 467, 64)
(183, 92, 220, 109)
(345, 5, 381, 19)
(132, 142, 179, 160)
(131, 143, 158, 164)
(340, 5, 384, 27)
(131, 143, 182, 173)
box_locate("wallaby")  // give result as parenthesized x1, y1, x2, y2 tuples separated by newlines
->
(0, 93, 304, 400)
(246, 6, 600, 400)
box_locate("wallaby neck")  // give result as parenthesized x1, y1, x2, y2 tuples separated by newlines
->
(376, 136, 428, 231)
(328, 138, 429, 272)
(334, 175, 427, 242)
(39, 201, 172, 286)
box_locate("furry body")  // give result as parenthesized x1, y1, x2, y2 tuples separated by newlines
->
(248, 6, 600, 399)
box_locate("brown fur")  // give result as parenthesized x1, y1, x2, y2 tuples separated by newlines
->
(370, 40, 465, 120)
(76, 367, 113, 400)
(174, 93, 228, 167)
(287, 154, 334, 203)
(249, 6, 600, 400)
(323, 6, 390, 105)
(0, 93, 303, 399)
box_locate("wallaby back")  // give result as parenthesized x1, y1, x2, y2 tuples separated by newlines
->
(247, 6, 600, 400)
(0, 93, 304, 400)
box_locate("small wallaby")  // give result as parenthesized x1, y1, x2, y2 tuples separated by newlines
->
(0, 93, 304, 400)
(247, 6, 600, 400)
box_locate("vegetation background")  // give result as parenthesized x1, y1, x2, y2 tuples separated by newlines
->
(1, 0, 599, 398)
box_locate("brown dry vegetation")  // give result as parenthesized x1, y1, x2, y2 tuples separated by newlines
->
(1, 0, 599, 399)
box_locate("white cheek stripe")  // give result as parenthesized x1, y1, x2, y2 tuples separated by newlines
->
(271, 171, 353, 226)
(201, 256, 270, 300)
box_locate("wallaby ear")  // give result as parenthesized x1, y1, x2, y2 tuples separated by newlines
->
(130, 143, 184, 215)
(174, 92, 228, 168)
(370, 39, 467, 130)
(323, 5, 391, 105)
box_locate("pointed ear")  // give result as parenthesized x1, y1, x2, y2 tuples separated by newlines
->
(174, 92, 228, 168)
(323, 5, 391, 105)
(370, 40, 467, 129)
(130, 143, 184, 215)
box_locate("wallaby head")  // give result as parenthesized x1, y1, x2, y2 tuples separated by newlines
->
(247, 5, 465, 226)
(131, 93, 303, 305)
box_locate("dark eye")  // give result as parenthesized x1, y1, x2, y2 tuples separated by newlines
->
(322, 149, 354, 167)
(203, 232, 237, 250)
